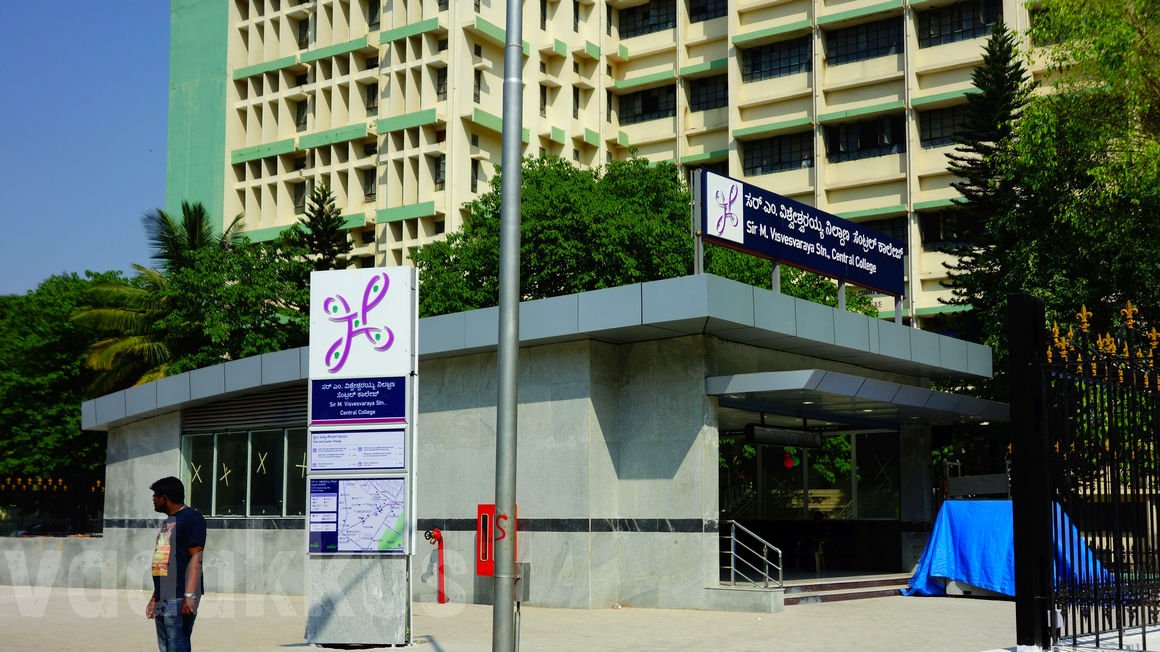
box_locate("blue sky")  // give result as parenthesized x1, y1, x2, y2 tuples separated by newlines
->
(0, 2, 170, 295)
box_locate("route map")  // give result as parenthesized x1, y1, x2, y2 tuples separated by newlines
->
(309, 477, 407, 554)
(337, 478, 406, 552)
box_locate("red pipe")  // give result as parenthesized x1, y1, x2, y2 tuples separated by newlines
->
(430, 528, 446, 603)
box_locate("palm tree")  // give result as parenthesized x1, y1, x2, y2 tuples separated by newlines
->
(74, 202, 244, 392)
(142, 201, 244, 272)
(72, 266, 171, 393)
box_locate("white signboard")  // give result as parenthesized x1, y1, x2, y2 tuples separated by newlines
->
(309, 268, 415, 380)
(310, 429, 406, 472)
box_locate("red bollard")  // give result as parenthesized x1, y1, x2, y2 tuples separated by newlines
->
(425, 528, 446, 604)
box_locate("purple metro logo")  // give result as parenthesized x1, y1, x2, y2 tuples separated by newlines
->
(323, 273, 396, 373)
(714, 183, 739, 235)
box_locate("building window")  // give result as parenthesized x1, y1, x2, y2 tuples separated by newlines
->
(619, 0, 676, 39)
(437, 0, 448, 10)
(365, 83, 378, 112)
(824, 115, 906, 163)
(688, 75, 727, 112)
(471, 159, 480, 193)
(434, 155, 446, 190)
(825, 17, 903, 66)
(296, 19, 310, 49)
(294, 101, 309, 132)
(688, 0, 726, 23)
(182, 428, 308, 517)
(742, 36, 811, 82)
(363, 168, 377, 200)
(919, 105, 967, 148)
(606, 90, 613, 122)
(917, 0, 1002, 48)
(606, 4, 613, 35)
(860, 217, 908, 249)
(573, 86, 580, 119)
(540, 84, 548, 117)
(436, 68, 447, 101)
(743, 131, 814, 176)
(618, 84, 676, 125)
(474, 70, 482, 103)
(540, 0, 548, 30)
(573, 0, 580, 31)
(919, 210, 971, 250)
(367, 1, 380, 30)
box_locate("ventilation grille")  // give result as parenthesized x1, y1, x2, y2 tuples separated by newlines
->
(182, 383, 307, 433)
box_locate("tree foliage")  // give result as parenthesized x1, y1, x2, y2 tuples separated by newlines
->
(284, 183, 352, 271)
(0, 273, 116, 474)
(413, 155, 877, 317)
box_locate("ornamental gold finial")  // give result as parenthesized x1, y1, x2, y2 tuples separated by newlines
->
(1149, 327, 1160, 351)
(1076, 305, 1093, 332)
(1123, 300, 1138, 329)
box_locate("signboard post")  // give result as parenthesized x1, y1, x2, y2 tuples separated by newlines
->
(692, 169, 905, 305)
(304, 268, 417, 647)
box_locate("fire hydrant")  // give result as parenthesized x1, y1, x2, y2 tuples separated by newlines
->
(424, 528, 446, 604)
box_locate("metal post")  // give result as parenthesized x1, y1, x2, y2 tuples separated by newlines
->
(1009, 293, 1053, 651)
(772, 262, 780, 294)
(894, 295, 902, 325)
(492, 1, 524, 650)
(691, 170, 704, 275)
(729, 523, 736, 586)
(762, 543, 769, 588)
(837, 280, 846, 311)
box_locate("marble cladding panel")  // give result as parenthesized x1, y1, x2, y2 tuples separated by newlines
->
(207, 529, 305, 595)
(106, 413, 183, 520)
(0, 537, 109, 589)
(516, 531, 592, 608)
(589, 531, 620, 607)
(306, 556, 408, 644)
(613, 532, 711, 609)
(414, 446, 496, 516)
(103, 527, 157, 590)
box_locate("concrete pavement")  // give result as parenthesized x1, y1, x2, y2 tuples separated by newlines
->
(0, 585, 1017, 651)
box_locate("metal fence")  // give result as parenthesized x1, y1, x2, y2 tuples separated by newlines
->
(0, 473, 104, 536)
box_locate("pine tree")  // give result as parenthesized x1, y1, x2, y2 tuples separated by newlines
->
(940, 18, 1035, 355)
(292, 183, 353, 271)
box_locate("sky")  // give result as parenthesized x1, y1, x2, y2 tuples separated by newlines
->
(0, 2, 170, 295)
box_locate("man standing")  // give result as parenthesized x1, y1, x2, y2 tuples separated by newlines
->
(145, 476, 206, 652)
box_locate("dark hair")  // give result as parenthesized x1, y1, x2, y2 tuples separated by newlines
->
(150, 476, 186, 504)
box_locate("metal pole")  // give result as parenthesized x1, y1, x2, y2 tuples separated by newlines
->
(691, 170, 703, 275)
(492, 1, 524, 650)
(772, 262, 780, 294)
(894, 295, 902, 325)
(837, 280, 846, 311)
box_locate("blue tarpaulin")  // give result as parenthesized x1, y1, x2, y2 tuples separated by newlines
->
(902, 500, 1016, 596)
(902, 500, 1111, 597)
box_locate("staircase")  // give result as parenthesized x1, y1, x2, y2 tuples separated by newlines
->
(782, 573, 911, 606)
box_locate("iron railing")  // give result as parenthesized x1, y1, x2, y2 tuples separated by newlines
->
(720, 520, 783, 589)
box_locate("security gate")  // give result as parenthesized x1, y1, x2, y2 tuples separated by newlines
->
(1011, 294, 1160, 650)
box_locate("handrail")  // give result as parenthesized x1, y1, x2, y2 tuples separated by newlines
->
(721, 520, 783, 589)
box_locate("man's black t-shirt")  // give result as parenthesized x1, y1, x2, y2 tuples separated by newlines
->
(151, 506, 207, 600)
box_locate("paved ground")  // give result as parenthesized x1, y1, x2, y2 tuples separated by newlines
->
(0, 585, 1017, 651)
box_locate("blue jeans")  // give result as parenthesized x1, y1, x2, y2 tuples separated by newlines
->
(155, 598, 197, 652)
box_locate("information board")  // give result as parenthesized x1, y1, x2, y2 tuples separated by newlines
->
(697, 169, 905, 296)
(309, 477, 407, 554)
(310, 377, 407, 426)
(310, 429, 406, 472)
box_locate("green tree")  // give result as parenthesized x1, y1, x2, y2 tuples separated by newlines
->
(142, 201, 243, 272)
(285, 183, 353, 271)
(413, 155, 877, 317)
(941, 18, 1035, 358)
(0, 273, 116, 474)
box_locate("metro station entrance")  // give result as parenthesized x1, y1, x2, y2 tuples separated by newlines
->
(708, 368, 1009, 578)
(720, 430, 903, 574)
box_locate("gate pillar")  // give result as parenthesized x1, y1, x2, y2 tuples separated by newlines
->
(1009, 293, 1055, 650)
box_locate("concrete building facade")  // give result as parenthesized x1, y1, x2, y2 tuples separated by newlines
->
(168, 0, 1040, 326)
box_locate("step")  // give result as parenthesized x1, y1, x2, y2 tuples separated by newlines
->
(783, 584, 906, 606)
(784, 573, 911, 595)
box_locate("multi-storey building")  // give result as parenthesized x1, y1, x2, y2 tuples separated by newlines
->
(168, 0, 1038, 325)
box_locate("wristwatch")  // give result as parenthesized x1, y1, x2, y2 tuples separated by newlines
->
(183, 593, 198, 599)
